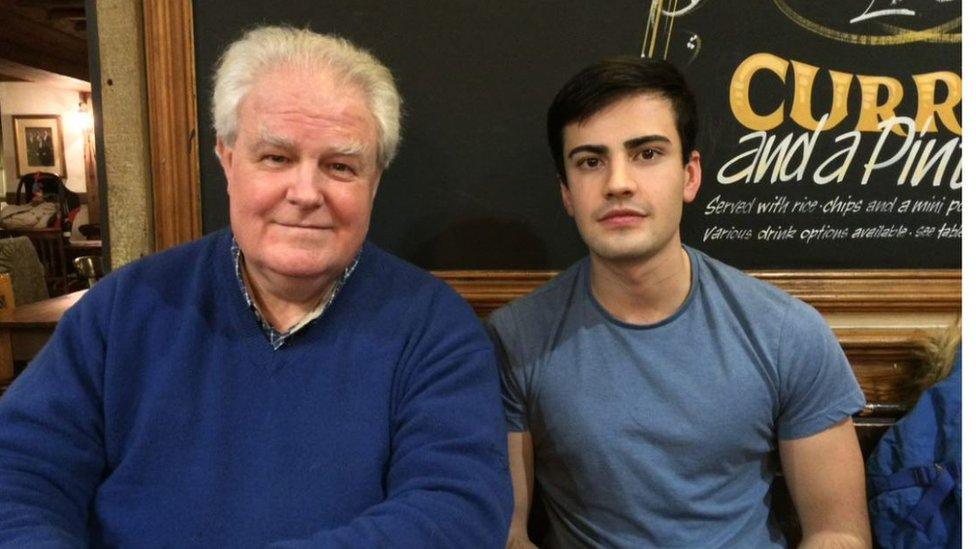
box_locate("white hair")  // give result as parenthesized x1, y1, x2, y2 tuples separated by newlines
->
(212, 25, 402, 169)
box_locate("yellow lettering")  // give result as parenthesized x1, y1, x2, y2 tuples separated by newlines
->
(789, 61, 852, 131)
(856, 75, 905, 135)
(729, 53, 788, 131)
(913, 72, 962, 136)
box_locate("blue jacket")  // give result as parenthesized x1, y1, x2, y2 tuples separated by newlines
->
(868, 347, 961, 548)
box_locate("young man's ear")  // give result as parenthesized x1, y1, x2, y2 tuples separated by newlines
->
(683, 150, 702, 203)
(559, 176, 575, 217)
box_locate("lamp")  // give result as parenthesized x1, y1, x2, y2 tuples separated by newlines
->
(71, 102, 94, 134)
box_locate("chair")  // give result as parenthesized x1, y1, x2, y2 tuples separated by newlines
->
(0, 272, 12, 394)
(0, 239, 48, 395)
(73, 255, 104, 288)
(8, 228, 69, 296)
(0, 236, 49, 306)
(14, 172, 80, 223)
(2, 173, 79, 296)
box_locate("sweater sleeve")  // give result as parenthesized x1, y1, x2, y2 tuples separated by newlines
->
(0, 295, 107, 548)
(271, 293, 513, 548)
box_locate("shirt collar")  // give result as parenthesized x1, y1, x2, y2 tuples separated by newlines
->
(230, 237, 360, 350)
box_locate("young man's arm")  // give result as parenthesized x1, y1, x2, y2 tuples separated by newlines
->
(779, 418, 871, 548)
(485, 310, 539, 548)
(507, 431, 537, 548)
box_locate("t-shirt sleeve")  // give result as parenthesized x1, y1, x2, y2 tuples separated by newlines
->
(485, 312, 530, 432)
(775, 299, 866, 440)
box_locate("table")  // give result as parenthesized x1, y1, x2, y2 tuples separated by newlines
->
(68, 239, 103, 251)
(0, 290, 86, 384)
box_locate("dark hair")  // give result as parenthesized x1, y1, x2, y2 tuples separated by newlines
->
(546, 57, 698, 182)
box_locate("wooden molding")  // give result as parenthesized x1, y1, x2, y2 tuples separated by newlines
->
(143, 0, 202, 251)
(835, 327, 932, 415)
(434, 269, 951, 416)
(434, 269, 961, 318)
(749, 269, 961, 313)
(434, 270, 944, 416)
(433, 270, 555, 318)
(436, 270, 954, 413)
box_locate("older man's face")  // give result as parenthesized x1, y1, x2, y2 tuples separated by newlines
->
(217, 65, 381, 286)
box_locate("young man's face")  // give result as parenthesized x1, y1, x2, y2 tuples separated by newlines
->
(560, 93, 701, 266)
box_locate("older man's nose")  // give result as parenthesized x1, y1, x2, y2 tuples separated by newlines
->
(286, 162, 326, 208)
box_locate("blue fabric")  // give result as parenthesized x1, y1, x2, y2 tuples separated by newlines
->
(868, 350, 961, 549)
(0, 228, 512, 548)
(488, 247, 865, 548)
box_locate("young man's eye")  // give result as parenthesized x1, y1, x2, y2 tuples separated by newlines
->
(637, 149, 658, 161)
(577, 157, 602, 169)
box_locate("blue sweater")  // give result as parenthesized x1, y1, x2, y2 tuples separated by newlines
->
(0, 229, 512, 548)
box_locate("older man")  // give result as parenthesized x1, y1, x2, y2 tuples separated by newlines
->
(0, 26, 511, 547)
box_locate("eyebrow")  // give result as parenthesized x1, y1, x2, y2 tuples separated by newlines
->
(257, 127, 294, 150)
(624, 134, 671, 149)
(567, 144, 608, 158)
(567, 135, 672, 158)
(328, 142, 367, 157)
(256, 127, 367, 157)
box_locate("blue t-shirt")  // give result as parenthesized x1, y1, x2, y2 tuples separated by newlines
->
(487, 247, 865, 548)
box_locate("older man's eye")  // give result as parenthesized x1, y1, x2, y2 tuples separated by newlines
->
(328, 163, 360, 177)
(262, 154, 288, 165)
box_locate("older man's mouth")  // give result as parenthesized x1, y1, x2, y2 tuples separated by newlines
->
(276, 222, 332, 231)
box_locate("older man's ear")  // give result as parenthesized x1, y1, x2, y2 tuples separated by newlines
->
(216, 140, 233, 184)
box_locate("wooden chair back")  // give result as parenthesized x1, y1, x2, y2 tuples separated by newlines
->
(9, 229, 69, 296)
(0, 272, 14, 394)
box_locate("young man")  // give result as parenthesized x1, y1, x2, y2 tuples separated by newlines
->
(488, 58, 869, 547)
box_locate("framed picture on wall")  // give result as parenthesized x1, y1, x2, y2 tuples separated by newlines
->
(12, 114, 66, 178)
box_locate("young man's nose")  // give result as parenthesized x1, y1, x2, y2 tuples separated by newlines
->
(603, 162, 637, 198)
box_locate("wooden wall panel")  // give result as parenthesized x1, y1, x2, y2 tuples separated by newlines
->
(436, 270, 960, 416)
(435, 270, 961, 318)
(143, 0, 201, 251)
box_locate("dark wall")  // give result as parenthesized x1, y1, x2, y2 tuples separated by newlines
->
(193, 0, 961, 270)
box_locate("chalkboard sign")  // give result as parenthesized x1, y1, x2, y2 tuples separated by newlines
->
(193, 0, 960, 270)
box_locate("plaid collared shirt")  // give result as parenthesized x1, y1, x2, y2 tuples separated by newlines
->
(231, 238, 359, 350)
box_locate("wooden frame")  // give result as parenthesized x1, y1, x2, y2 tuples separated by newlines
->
(12, 115, 66, 178)
(141, 3, 960, 323)
(143, 0, 202, 251)
(433, 269, 961, 318)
